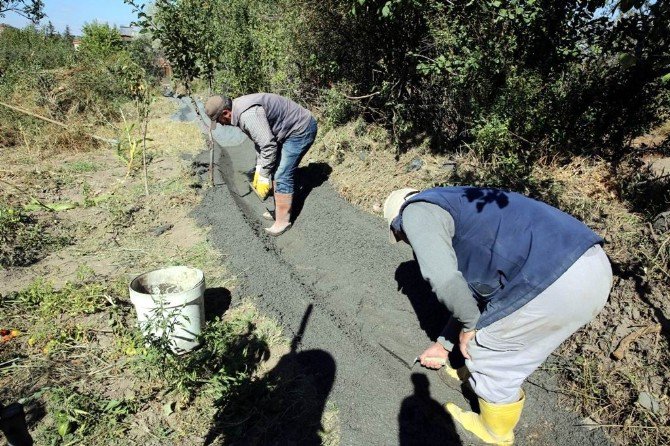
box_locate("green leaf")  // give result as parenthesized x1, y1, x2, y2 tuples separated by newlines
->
(619, 53, 636, 69)
(381, 3, 391, 17)
(57, 420, 72, 437)
(104, 399, 122, 412)
(661, 73, 670, 83)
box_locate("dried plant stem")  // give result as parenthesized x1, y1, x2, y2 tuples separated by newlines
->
(612, 324, 662, 360)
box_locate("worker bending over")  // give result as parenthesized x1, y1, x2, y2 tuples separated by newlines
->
(205, 93, 317, 236)
(384, 186, 612, 445)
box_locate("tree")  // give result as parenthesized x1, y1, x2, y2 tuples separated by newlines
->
(0, 0, 44, 23)
(63, 25, 73, 44)
(124, 0, 223, 94)
(78, 22, 124, 61)
(44, 20, 55, 37)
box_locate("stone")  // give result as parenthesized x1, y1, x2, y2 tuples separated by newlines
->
(151, 223, 174, 237)
(637, 392, 661, 414)
(406, 158, 424, 172)
(648, 157, 670, 177)
(442, 160, 457, 175)
(652, 211, 670, 234)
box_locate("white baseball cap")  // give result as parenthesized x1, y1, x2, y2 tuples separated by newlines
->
(383, 188, 419, 243)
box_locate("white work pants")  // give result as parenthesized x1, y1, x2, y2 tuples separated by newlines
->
(466, 244, 612, 404)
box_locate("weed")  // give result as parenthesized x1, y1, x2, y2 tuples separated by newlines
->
(0, 203, 69, 268)
(117, 111, 143, 177)
(133, 301, 282, 397)
(15, 278, 111, 318)
(37, 387, 139, 443)
(65, 160, 98, 173)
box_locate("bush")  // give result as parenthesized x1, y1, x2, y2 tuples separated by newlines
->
(320, 84, 361, 128)
(77, 22, 124, 62)
(206, 0, 669, 164)
(210, 0, 300, 96)
(0, 26, 75, 95)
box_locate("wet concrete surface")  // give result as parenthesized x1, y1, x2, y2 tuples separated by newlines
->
(176, 98, 610, 445)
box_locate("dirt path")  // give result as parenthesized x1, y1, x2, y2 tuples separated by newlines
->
(178, 98, 610, 445)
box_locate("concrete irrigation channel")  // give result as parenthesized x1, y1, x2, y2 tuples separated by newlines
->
(174, 97, 610, 446)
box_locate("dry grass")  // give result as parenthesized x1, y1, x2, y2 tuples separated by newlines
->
(310, 119, 452, 214)
(146, 98, 205, 158)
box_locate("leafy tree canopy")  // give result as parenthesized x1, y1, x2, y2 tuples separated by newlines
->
(0, 0, 44, 23)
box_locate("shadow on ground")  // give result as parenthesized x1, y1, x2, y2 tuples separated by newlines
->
(204, 305, 336, 446)
(398, 373, 462, 445)
(292, 162, 333, 221)
(395, 261, 451, 340)
(204, 287, 232, 321)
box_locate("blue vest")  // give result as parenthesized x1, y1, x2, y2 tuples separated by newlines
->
(391, 187, 603, 328)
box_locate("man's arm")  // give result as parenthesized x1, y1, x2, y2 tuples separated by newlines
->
(402, 202, 480, 335)
(238, 106, 277, 178)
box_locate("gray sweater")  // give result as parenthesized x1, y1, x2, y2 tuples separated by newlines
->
(233, 93, 313, 177)
(401, 202, 480, 343)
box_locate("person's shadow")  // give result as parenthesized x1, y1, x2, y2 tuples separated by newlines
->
(204, 304, 336, 446)
(398, 373, 462, 445)
(395, 261, 451, 340)
(203, 287, 232, 321)
(292, 162, 333, 221)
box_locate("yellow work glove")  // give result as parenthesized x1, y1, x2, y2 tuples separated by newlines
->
(253, 175, 272, 200)
(252, 166, 260, 189)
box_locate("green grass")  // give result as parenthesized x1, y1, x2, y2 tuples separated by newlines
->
(65, 160, 99, 173)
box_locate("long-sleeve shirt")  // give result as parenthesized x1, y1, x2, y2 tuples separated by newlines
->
(237, 105, 277, 178)
(401, 202, 481, 333)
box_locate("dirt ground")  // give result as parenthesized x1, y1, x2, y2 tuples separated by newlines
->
(183, 97, 614, 445)
(1, 98, 341, 445)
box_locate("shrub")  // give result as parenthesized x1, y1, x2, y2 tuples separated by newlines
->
(0, 26, 75, 95)
(77, 22, 124, 62)
(320, 84, 361, 128)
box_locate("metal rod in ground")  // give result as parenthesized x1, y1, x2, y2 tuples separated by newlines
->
(209, 134, 214, 185)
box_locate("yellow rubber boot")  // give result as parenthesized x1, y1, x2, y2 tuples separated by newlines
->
(446, 391, 525, 445)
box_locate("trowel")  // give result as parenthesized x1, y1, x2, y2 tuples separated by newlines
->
(378, 343, 447, 370)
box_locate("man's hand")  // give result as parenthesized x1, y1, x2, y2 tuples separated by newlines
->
(418, 342, 449, 369)
(253, 175, 272, 200)
(459, 329, 476, 360)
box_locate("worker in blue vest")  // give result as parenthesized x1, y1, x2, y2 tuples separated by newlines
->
(384, 186, 612, 445)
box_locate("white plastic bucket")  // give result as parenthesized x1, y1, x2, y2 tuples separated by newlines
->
(129, 266, 206, 354)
